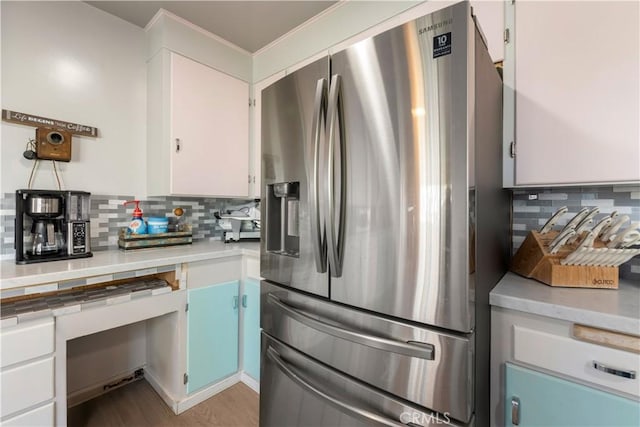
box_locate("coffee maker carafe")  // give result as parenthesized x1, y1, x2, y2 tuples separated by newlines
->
(15, 190, 92, 264)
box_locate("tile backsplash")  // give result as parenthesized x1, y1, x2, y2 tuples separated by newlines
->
(512, 185, 640, 280)
(2, 186, 639, 281)
(0, 193, 258, 256)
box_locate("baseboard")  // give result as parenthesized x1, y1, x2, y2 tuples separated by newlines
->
(176, 372, 241, 414)
(145, 369, 179, 414)
(240, 372, 260, 394)
(67, 366, 145, 408)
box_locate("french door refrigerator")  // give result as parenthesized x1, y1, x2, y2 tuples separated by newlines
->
(259, 2, 509, 426)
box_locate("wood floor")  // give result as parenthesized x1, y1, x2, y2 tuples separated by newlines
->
(67, 380, 259, 426)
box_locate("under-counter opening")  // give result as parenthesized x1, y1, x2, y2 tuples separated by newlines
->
(66, 312, 177, 410)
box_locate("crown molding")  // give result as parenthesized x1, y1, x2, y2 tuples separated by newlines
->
(145, 8, 251, 57)
(253, 1, 347, 57)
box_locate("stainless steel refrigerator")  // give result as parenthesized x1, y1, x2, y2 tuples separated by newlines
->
(259, 2, 509, 425)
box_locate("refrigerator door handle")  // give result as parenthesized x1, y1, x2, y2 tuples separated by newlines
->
(311, 78, 328, 273)
(266, 346, 405, 427)
(268, 293, 435, 360)
(325, 74, 347, 277)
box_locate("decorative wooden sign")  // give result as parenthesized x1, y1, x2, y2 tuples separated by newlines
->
(2, 109, 98, 137)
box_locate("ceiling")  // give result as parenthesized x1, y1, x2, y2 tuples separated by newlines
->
(85, 1, 338, 53)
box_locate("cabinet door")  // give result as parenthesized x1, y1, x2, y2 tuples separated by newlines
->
(171, 53, 249, 197)
(187, 281, 239, 394)
(242, 278, 261, 380)
(504, 1, 639, 186)
(505, 363, 640, 426)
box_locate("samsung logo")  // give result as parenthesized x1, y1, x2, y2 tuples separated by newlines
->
(418, 18, 453, 35)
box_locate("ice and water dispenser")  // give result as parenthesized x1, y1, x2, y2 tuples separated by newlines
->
(265, 182, 299, 257)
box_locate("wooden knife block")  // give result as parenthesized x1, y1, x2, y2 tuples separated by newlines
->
(511, 230, 619, 289)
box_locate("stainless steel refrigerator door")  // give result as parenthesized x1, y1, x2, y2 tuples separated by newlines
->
(261, 281, 474, 423)
(261, 333, 469, 427)
(261, 57, 330, 297)
(327, 2, 474, 332)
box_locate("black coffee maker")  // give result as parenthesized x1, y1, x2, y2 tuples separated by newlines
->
(15, 189, 92, 264)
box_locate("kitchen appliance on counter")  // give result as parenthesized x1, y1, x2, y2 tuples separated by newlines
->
(15, 189, 92, 264)
(260, 2, 509, 426)
(217, 208, 261, 243)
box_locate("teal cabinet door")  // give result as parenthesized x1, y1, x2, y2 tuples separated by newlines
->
(505, 363, 640, 426)
(187, 281, 239, 394)
(242, 279, 261, 380)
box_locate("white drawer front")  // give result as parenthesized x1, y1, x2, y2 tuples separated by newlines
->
(1, 357, 54, 417)
(1, 319, 54, 368)
(2, 401, 54, 426)
(186, 258, 241, 289)
(514, 325, 640, 397)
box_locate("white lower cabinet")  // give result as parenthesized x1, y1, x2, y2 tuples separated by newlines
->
(513, 324, 640, 397)
(178, 256, 260, 410)
(1, 318, 55, 422)
(1, 357, 54, 417)
(0, 254, 260, 424)
(1, 319, 53, 368)
(491, 307, 640, 426)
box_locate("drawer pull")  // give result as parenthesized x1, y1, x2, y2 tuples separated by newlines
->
(593, 361, 636, 379)
(511, 396, 520, 425)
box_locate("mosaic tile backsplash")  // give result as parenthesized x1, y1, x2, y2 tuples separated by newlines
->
(2, 186, 639, 281)
(512, 185, 640, 281)
(0, 193, 258, 255)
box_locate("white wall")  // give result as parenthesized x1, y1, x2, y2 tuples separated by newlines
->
(1, 1, 147, 196)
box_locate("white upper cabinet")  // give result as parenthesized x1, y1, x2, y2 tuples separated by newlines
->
(503, 1, 640, 187)
(148, 51, 249, 197)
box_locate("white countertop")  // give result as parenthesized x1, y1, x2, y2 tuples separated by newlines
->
(490, 272, 640, 335)
(0, 241, 260, 291)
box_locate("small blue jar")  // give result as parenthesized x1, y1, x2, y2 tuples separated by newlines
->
(147, 217, 169, 234)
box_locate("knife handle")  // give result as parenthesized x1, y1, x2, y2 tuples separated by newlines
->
(601, 215, 630, 242)
(539, 206, 568, 234)
(548, 229, 576, 253)
(560, 207, 590, 233)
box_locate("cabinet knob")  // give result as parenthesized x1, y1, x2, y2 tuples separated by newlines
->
(511, 396, 520, 425)
(176, 138, 181, 152)
(233, 296, 238, 309)
(242, 294, 247, 308)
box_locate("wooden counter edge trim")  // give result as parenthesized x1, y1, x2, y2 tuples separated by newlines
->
(1, 271, 179, 305)
(573, 324, 640, 354)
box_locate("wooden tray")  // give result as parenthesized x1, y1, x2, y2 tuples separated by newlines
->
(511, 230, 618, 288)
(118, 227, 192, 250)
